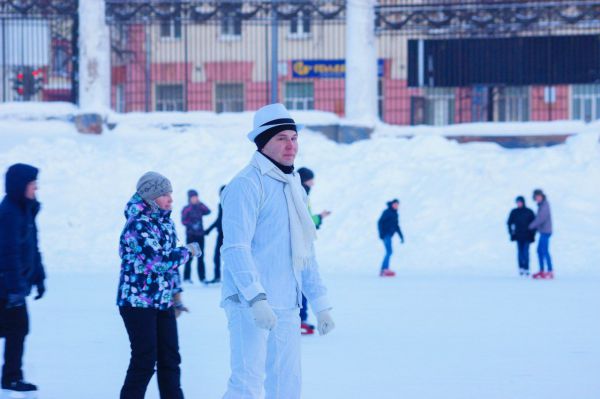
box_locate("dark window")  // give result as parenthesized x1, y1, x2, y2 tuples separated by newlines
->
(156, 84, 184, 111)
(216, 83, 244, 112)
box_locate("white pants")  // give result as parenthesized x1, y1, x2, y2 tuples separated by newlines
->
(223, 302, 302, 399)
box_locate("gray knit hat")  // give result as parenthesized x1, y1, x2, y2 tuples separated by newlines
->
(136, 171, 173, 201)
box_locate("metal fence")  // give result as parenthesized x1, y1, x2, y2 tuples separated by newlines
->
(376, 0, 600, 125)
(0, 0, 78, 103)
(106, 1, 346, 114)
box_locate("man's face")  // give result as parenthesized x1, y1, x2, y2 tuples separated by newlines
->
(392, 202, 400, 210)
(155, 193, 173, 211)
(534, 194, 543, 204)
(517, 201, 524, 208)
(25, 180, 37, 200)
(190, 195, 199, 204)
(261, 130, 298, 166)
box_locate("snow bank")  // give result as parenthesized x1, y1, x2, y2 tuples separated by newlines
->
(0, 108, 599, 276)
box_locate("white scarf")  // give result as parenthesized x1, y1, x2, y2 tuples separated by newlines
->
(256, 152, 317, 271)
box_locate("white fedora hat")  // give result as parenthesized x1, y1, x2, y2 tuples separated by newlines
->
(247, 103, 304, 142)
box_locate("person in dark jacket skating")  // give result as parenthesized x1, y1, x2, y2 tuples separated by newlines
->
(205, 185, 226, 284)
(297, 167, 331, 335)
(117, 172, 201, 399)
(529, 189, 554, 279)
(377, 199, 404, 277)
(507, 196, 536, 276)
(181, 189, 211, 283)
(0, 163, 46, 394)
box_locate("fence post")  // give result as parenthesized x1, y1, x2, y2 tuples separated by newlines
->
(270, 1, 279, 104)
(345, 0, 378, 124)
(78, 0, 110, 111)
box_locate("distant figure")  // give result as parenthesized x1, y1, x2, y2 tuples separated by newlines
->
(507, 196, 536, 276)
(0, 163, 46, 395)
(377, 199, 404, 277)
(529, 189, 554, 279)
(181, 189, 211, 283)
(205, 185, 226, 284)
(297, 167, 331, 335)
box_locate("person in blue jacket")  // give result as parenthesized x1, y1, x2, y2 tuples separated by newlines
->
(377, 199, 404, 277)
(0, 163, 46, 394)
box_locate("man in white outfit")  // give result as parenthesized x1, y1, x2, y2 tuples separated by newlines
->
(220, 103, 335, 399)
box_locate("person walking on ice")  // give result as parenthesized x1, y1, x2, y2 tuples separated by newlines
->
(377, 199, 405, 277)
(529, 189, 554, 279)
(220, 103, 335, 399)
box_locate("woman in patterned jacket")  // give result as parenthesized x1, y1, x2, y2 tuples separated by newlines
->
(117, 171, 201, 399)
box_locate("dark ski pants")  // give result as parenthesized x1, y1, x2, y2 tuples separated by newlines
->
(0, 300, 28, 386)
(537, 233, 553, 272)
(381, 235, 393, 271)
(184, 234, 205, 282)
(213, 233, 223, 281)
(300, 295, 308, 323)
(516, 240, 530, 271)
(119, 306, 184, 399)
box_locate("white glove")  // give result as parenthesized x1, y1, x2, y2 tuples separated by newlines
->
(185, 242, 202, 257)
(317, 310, 335, 336)
(251, 300, 277, 331)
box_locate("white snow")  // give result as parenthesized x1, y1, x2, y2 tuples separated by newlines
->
(0, 106, 599, 398)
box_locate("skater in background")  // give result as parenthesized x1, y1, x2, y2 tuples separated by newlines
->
(297, 167, 331, 335)
(377, 199, 404, 277)
(181, 189, 211, 283)
(529, 189, 554, 279)
(0, 164, 46, 395)
(221, 103, 334, 399)
(117, 172, 201, 399)
(205, 185, 226, 284)
(507, 196, 536, 276)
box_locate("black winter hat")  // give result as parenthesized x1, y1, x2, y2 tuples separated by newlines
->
(297, 167, 314, 184)
(188, 189, 198, 199)
(255, 124, 297, 150)
(515, 196, 525, 204)
(387, 198, 400, 207)
(5, 163, 38, 202)
(532, 189, 545, 200)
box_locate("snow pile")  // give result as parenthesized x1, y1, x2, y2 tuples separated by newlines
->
(0, 109, 599, 276)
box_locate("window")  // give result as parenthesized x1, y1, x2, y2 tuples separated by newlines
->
(156, 84, 184, 111)
(289, 10, 311, 37)
(160, 20, 182, 39)
(498, 86, 529, 122)
(221, 5, 242, 38)
(572, 84, 600, 122)
(285, 82, 314, 110)
(425, 88, 455, 125)
(216, 83, 244, 113)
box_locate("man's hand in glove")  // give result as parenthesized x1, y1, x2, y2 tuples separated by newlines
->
(251, 298, 277, 331)
(317, 309, 335, 336)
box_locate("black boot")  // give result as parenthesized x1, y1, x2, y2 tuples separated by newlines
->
(2, 380, 37, 392)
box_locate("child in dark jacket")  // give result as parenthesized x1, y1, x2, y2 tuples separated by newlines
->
(181, 189, 211, 283)
(507, 196, 536, 276)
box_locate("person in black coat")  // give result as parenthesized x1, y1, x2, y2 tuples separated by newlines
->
(377, 199, 404, 277)
(0, 163, 46, 394)
(205, 185, 226, 284)
(507, 196, 536, 276)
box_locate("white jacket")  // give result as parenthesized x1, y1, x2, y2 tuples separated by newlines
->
(220, 152, 331, 313)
